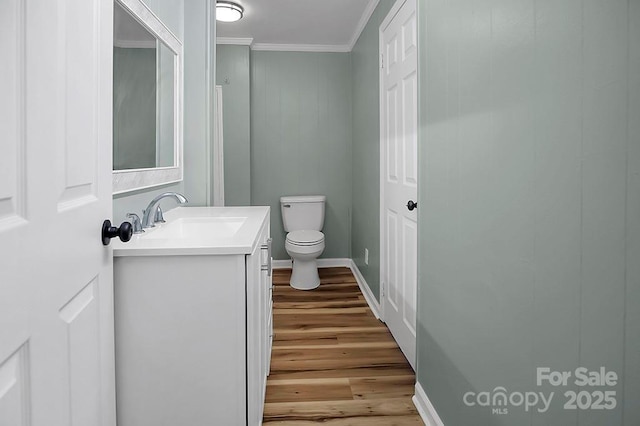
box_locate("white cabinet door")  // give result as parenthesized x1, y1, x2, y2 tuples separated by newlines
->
(246, 234, 263, 425)
(260, 226, 273, 381)
(114, 254, 247, 426)
(246, 220, 272, 425)
(0, 1, 116, 425)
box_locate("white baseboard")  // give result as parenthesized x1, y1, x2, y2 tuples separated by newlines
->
(349, 260, 382, 320)
(272, 258, 352, 269)
(413, 382, 444, 426)
(272, 259, 292, 269)
(318, 258, 352, 268)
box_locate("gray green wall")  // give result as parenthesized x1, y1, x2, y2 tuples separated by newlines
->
(113, 0, 215, 222)
(251, 51, 352, 260)
(184, 0, 216, 208)
(416, 0, 640, 425)
(350, 0, 396, 302)
(216, 45, 251, 206)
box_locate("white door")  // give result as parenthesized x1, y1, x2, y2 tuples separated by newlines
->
(380, 0, 418, 369)
(0, 1, 116, 425)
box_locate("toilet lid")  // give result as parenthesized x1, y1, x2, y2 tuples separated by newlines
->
(286, 230, 324, 246)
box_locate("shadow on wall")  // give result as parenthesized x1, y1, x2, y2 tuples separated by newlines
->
(417, 325, 494, 425)
(417, 321, 595, 425)
(418, 316, 636, 424)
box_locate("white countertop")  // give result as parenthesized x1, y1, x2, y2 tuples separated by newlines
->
(113, 206, 270, 257)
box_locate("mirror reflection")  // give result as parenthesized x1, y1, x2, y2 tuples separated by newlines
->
(113, 2, 175, 171)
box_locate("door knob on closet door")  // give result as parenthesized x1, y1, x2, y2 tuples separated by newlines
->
(101, 220, 133, 245)
(406, 200, 418, 211)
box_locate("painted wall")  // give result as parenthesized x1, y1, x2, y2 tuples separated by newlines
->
(113, 0, 215, 222)
(251, 51, 352, 260)
(416, 0, 640, 425)
(183, 0, 215, 207)
(351, 0, 396, 302)
(216, 45, 251, 206)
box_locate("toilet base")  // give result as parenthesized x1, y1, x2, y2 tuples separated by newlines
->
(290, 258, 320, 290)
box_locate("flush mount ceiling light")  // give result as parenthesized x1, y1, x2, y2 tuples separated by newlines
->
(216, 1, 244, 22)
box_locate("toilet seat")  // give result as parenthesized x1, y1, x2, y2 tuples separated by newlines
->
(286, 230, 324, 246)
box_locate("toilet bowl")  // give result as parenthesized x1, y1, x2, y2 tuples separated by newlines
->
(285, 230, 325, 290)
(280, 195, 327, 290)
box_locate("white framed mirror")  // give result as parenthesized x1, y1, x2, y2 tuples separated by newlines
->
(112, 0, 183, 194)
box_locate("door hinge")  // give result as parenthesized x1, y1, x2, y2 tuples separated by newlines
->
(381, 282, 385, 298)
(380, 53, 384, 69)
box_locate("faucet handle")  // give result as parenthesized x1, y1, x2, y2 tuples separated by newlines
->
(126, 213, 144, 234)
(154, 206, 166, 224)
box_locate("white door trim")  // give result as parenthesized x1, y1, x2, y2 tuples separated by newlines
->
(378, 0, 408, 322)
(380, 0, 407, 32)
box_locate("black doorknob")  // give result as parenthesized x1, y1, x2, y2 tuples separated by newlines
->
(407, 200, 418, 211)
(101, 220, 133, 246)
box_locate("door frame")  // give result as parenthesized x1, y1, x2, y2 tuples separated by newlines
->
(378, 0, 418, 323)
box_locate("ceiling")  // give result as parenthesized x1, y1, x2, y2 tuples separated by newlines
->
(216, 0, 378, 51)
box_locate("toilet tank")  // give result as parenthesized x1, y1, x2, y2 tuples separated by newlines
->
(280, 195, 326, 232)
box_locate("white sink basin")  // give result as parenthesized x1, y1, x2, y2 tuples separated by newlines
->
(144, 217, 247, 240)
(112, 206, 270, 257)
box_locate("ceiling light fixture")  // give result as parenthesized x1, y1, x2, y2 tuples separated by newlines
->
(216, 1, 244, 23)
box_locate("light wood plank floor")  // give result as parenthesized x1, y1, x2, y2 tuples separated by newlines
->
(263, 267, 424, 425)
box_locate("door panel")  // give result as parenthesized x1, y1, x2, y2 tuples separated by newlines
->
(402, 216, 418, 335)
(58, 0, 99, 209)
(402, 72, 418, 187)
(386, 211, 399, 311)
(60, 279, 102, 426)
(0, 344, 30, 425)
(381, 0, 418, 369)
(0, 1, 115, 425)
(0, 0, 26, 229)
(386, 85, 399, 182)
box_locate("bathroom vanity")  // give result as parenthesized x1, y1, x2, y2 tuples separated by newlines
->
(112, 207, 272, 426)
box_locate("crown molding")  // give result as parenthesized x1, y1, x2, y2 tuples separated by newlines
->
(217, 0, 379, 53)
(216, 37, 254, 46)
(348, 0, 380, 50)
(251, 43, 350, 53)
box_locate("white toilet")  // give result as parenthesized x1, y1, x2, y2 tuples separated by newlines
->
(280, 195, 326, 290)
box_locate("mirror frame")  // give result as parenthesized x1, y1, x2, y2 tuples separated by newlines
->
(113, 0, 183, 195)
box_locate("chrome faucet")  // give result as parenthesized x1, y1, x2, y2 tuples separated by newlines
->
(126, 213, 145, 234)
(141, 192, 188, 228)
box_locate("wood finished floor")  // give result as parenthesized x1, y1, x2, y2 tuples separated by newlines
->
(263, 267, 424, 425)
